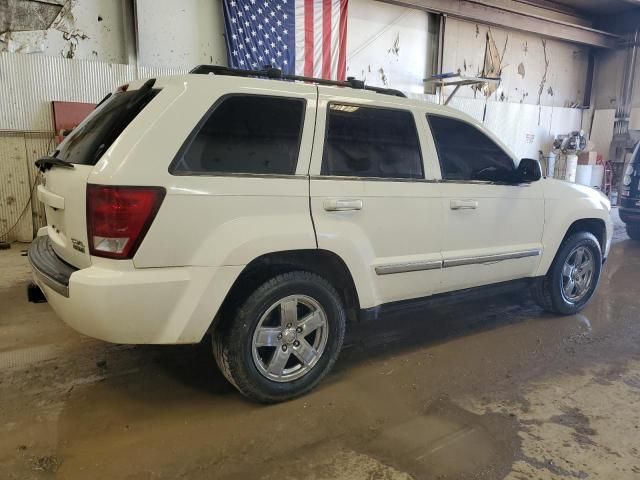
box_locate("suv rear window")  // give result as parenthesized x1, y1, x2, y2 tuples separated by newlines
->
(171, 95, 305, 176)
(56, 87, 158, 166)
(321, 104, 423, 179)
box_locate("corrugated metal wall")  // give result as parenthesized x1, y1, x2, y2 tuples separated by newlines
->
(0, 54, 187, 242)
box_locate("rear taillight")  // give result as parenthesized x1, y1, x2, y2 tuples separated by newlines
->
(87, 185, 165, 259)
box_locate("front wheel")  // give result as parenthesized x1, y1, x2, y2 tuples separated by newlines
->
(627, 222, 640, 241)
(213, 271, 346, 403)
(531, 231, 602, 315)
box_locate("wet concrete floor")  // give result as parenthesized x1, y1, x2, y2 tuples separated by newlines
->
(1, 211, 639, 479)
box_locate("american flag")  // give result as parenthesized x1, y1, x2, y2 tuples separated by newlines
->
(223, 0, 348, 81)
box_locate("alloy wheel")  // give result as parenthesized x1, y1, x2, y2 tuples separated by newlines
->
(251, 295, 329, 382)
(561, 245, 595, 303)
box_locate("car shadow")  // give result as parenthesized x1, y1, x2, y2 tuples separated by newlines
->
(138, 281, 548, 397)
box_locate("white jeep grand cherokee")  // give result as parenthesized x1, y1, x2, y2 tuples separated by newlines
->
(29, 66, 612, 402)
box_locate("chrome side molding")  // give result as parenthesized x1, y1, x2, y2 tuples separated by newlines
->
(375, 260, 443, 275)
(443, 249, 542, 268)
(375, 249, 542, 275)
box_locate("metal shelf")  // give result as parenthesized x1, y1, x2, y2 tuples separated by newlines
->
(424, 74, 501, 105)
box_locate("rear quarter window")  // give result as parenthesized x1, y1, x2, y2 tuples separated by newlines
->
(56, 87, 159, 166)
(170, 95, 306, 176)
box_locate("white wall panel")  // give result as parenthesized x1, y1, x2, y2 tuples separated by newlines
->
(410, 94, 582, 162)
(485, 103, 582, 160)
(346, 0, 431, 94)
(590, 109, 618, 160)
(136, 0, 227, 70)
(445, 96, 486, 123)
(587, 107, 640, 161)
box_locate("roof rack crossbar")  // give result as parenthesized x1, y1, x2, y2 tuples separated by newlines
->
(189, 65, 406, 98)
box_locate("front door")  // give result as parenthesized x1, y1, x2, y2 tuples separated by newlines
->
(309, 88, 443, 310)
(425, 113, 545, 293)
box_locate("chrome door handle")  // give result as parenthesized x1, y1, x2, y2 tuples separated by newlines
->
(450, 199, 478, 210)
(323, 199, 363, 211)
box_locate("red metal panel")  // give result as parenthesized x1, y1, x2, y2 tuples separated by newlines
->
(52, 101, 95, 143)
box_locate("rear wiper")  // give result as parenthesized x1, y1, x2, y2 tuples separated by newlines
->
(35, 156, 75, 172)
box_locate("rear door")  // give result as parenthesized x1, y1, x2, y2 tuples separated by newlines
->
(309, 88, 443, 309)
(37, 84, 159, 268)
(425, 113, 544, 292)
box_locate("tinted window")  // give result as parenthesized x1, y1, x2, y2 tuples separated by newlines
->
(56, 88, 158, 165)
(427, 115, 514, 182)
(172, 95, 305, 175)
(322, 104, 423, 179)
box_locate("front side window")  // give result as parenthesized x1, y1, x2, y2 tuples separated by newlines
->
(427, 115, 514, 182)
(321, 104, 424, 179)
(171, 95, 305, 175)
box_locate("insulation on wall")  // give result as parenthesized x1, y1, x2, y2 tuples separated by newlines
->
(0, 133, 36, 242)
(0, 0, 129, 63)
(442, 18, 590, 108)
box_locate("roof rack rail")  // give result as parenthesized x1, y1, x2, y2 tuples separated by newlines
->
(189, 65, 407, 98)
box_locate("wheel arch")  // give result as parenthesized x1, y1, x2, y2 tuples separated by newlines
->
(562, 218, 606, 252)
(214, 249, 362, 328)
(537, 217, 606, 276)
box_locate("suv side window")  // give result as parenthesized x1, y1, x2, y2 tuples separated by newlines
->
(171, 95, 305, 175)
(427, 114, 514, 182)
(321, 104, 424, 179)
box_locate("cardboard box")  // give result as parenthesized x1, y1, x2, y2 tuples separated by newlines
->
(578, 151, 598, 165)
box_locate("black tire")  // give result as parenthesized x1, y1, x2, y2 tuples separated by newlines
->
(213, 271, 346, 403)
(627, 222, 640, 241)
(531, 231, 602, 315)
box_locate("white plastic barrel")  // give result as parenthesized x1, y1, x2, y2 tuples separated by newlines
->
(575, 165, 593, 186)
(565, 154, 578, 183)
(591, 165, 605, 189)
(546, 151, 556, 177)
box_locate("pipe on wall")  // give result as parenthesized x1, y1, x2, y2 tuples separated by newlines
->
(614, 29, 640, 137)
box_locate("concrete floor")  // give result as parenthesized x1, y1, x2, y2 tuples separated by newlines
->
(1, 210, 639, 480)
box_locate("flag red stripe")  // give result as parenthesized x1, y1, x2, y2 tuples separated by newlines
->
(322, 0, 332, 79)
(304, 0, 314, 77)
(337, 0, 348, 80)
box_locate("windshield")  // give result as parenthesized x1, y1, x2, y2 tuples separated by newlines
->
(55, 88, 158, 165)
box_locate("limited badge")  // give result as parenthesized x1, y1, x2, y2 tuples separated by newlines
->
(71, 238, 85, 253)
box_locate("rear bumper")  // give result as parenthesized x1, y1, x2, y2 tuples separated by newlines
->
(28, 236, 242, 344)
(28, 235, 77, 297)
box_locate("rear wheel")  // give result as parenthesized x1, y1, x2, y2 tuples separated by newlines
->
(531, 232, 602, 315)
(627, 222, 640, 241)
(213, 271, 346, 403)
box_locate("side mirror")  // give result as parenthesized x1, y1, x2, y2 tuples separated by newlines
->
(515, 158, 542, 183)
